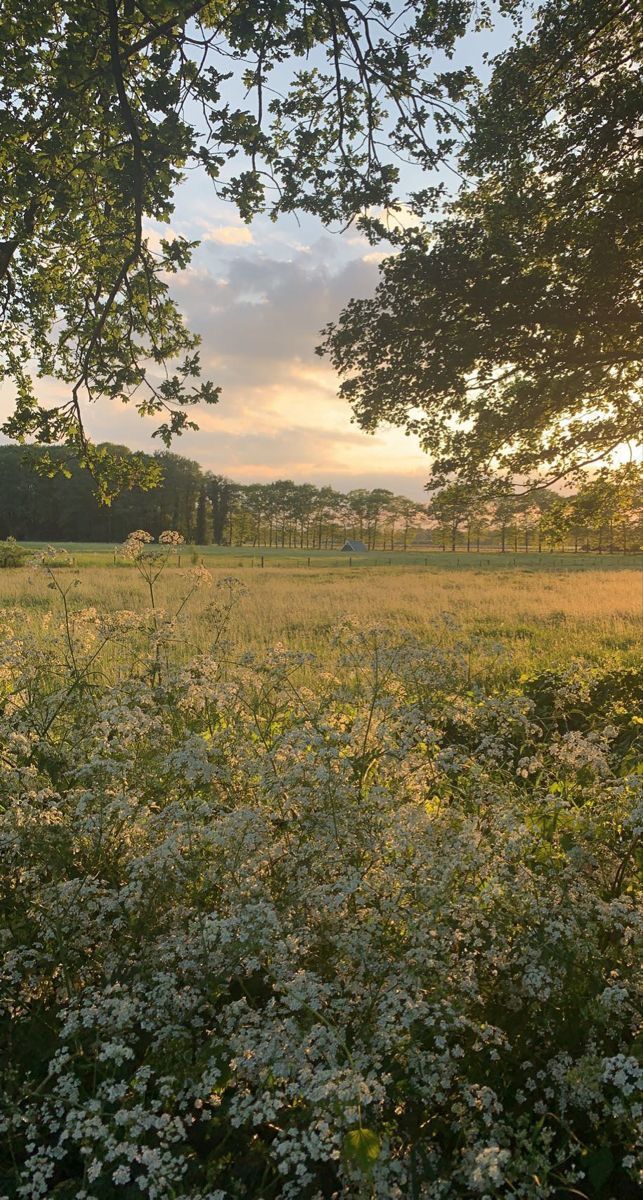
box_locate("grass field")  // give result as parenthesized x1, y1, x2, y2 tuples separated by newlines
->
(2, 545, 641, 680)
(18, 539, 643, 571)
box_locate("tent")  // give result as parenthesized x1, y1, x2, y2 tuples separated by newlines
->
(341, 540, 368, 552)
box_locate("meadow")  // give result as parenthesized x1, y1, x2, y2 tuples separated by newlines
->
(2, 545, 641, 676)
(1, 538, 641, 1199)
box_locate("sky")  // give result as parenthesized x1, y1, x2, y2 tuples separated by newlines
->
(0, 11, 517, 503)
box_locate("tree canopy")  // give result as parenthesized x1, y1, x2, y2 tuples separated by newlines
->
(322, 0, 642, 487)
(1, 0, 482, 496)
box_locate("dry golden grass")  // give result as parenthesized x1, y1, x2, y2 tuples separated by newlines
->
(1, 561, 640, 678)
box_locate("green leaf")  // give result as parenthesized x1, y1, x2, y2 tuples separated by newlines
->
(584, 1146, 613, 1192)
(343, 1128, 381, 1174)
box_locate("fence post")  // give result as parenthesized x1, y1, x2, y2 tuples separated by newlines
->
(261, 555, 264, 568)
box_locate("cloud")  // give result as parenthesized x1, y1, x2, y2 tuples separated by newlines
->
(143, 222, 178, 255)
(0, 232, 433, 499)
(203, 224, 254, 246)
(174, 248, 380, 381)
(379, 203, 425, 233)
(361, 250, 390, 265)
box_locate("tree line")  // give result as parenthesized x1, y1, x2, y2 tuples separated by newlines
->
(426, 470, 642, 555)
(1, 444, 640, 553)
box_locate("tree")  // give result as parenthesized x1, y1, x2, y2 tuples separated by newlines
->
(363, 488, 395, 549)
(397, 498, 426, 551)
(0, 442, 197, 540)
(489, 492, 518, 554)
(147, 451, 202, 539)
(313, 486, 342, 549)
(427, 481, 478, 552)
(1, 0, 476, 495)
(291, 484, 319, 549)
(206, 475, 238, 546)
(346, 490, 369, 544)
(322, 0, 642, 487)
(572, 464, 642, 553)
(539, 497, 574, 552)
(195, 484, 208, 546)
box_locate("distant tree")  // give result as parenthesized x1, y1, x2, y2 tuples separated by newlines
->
(205, 475, 238, 546)
(195, 485, 208, 546)
(572, 465, 642, 553)
(539, 497, 574, 552)
(346, 491, 369, 545)
(489, 493, 519, 554)
(515, 500, 540, 553)
(611, 465, 642, 552)
(291, 484, 319, 549)
(363, 489, 395, 549)
(312, 487, 342, 549)
(427, 482, 479, 552)
(382, 498, 399, 550)
(397, 498, 426, 551)
(0, 446, 41, 539)
(0, 442, 161, 541)
(464, 498, 492, 552)
(149, 452, 202, 541)
(239, 484, 267, 548)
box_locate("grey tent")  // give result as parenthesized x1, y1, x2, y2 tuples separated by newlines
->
(341, 540, 367, 552)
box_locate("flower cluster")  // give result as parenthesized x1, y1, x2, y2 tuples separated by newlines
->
(158, 530, 185, 546)
(0, 601, 640, 1199)
(122, 529, 155, 559)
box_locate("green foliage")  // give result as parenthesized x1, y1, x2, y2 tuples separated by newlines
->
(0, 537, 29, 567)
(0, 0, 478, 494)
(0, 443, 202, 543)
(322, 0, 642, 485)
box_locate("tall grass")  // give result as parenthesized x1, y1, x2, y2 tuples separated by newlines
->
(1, 562, 640, 682)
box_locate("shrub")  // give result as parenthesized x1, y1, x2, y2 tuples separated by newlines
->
(0, 549, 640, 1198)
(0, 537, 30, 567)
